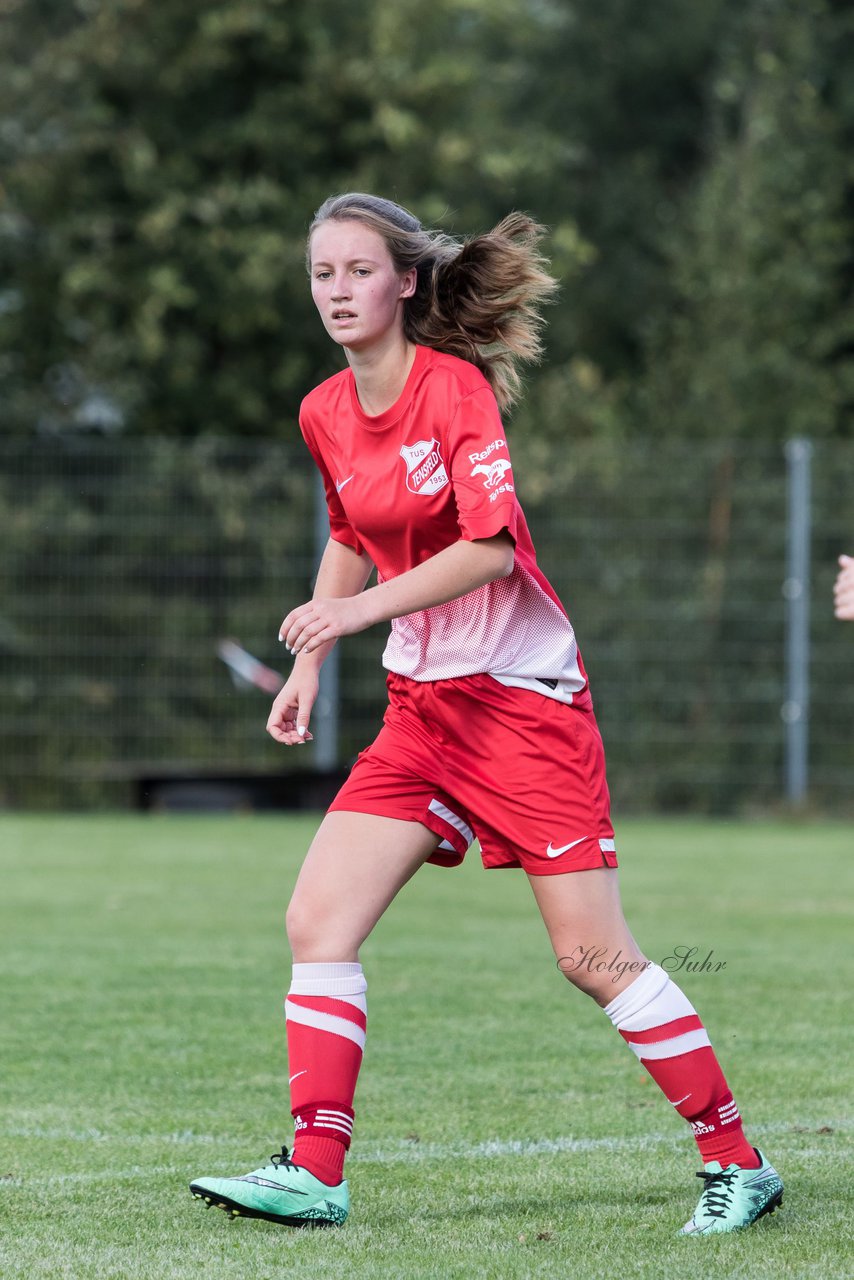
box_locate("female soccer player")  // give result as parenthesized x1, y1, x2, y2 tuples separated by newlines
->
(190, 194, 782, 1235)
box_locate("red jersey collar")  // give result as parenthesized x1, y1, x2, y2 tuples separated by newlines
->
(347, 344, 431, 432)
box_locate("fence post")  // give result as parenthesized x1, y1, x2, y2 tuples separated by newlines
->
(782, 437, 812, 804)
(311, 470, 339, 770)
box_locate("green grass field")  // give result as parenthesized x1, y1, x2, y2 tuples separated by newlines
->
(2, 814, 852, 1279)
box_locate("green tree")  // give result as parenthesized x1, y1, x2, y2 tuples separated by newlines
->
(0, 0, 750, 440)
(0, 0, 587, 436)
(3, 0, 851, 443)
(639, 0, 854, 440)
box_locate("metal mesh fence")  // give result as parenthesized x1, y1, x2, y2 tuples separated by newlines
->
(1, 435, 852, 812)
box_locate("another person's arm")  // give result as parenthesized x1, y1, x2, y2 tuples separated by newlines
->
(833, 554, 854, 620)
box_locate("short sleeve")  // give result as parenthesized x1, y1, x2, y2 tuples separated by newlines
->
(299, 412, 365, 557)
(446, 387, 519, 543)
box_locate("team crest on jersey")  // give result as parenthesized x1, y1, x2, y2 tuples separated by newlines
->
(400, 438, 449, 496)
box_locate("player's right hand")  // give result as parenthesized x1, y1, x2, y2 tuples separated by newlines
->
(266, 666, 318, 745)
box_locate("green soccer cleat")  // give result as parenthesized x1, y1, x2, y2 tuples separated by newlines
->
(679, 1148, 783, 1235)
(190, 1146, 349, 1228)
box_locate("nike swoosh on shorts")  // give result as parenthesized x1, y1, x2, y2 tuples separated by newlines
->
(545, 836, 591, 858)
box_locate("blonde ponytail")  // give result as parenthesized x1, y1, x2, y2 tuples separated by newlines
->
(414, 213, 557, 411)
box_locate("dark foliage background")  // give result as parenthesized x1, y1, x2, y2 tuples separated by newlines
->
(2, 0, 852, 444)
(2, 0, 852, 812)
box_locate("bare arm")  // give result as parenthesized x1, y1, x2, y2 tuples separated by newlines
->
(266, 538, 373, 745)
(302, 536, 375, 621)
(834, 554, 854, 620)
(279, 531, 515, 658)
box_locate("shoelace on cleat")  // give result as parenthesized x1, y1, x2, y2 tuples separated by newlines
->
(269, 1146, 299, 1171)
(694, 1166, 739, 1219)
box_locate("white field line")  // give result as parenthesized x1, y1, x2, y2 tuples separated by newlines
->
(4, 1117, 847, 1151)
(361, 1132, 681, 1164)
(1, 1127, 221, 1144)
(1, 1120, 846, 1186)
(350, 1119, 847, 1165)
(5, 1164, 186, 1186)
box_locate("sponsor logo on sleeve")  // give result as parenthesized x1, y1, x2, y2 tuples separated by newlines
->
(471, 457, 512, 489)
(488, 482, 514, 502)
(400, 439, 449, 496)
(468, 438, 506, 464)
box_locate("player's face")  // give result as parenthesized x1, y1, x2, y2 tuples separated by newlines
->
(309, 220, 416, 352)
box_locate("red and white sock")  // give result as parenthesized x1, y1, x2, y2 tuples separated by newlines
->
(284, 961, 367, 1185)
(604, 964, 759, 1168)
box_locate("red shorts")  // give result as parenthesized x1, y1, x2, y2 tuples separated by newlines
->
(328, 672, 617, 876)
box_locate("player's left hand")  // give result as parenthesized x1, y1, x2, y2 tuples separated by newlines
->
(279, 595, 376, 655)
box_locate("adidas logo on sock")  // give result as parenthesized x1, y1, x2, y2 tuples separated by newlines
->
(691, 1119, 716, 1136)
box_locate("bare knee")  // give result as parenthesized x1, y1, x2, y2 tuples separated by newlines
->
(284, 813, 434, 962)
(284, 895, 311, 957)
(556, 947, 651, 1007)
(285, 889, 362, 963)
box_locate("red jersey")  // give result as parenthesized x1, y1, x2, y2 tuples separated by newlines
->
(299, 345, 591, 708)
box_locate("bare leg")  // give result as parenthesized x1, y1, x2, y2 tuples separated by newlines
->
(530, 865, 764, 1178)
(188, 811, 442, 1215)
(527, 866, 649, 1004)
(286, 810, 440, 960)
